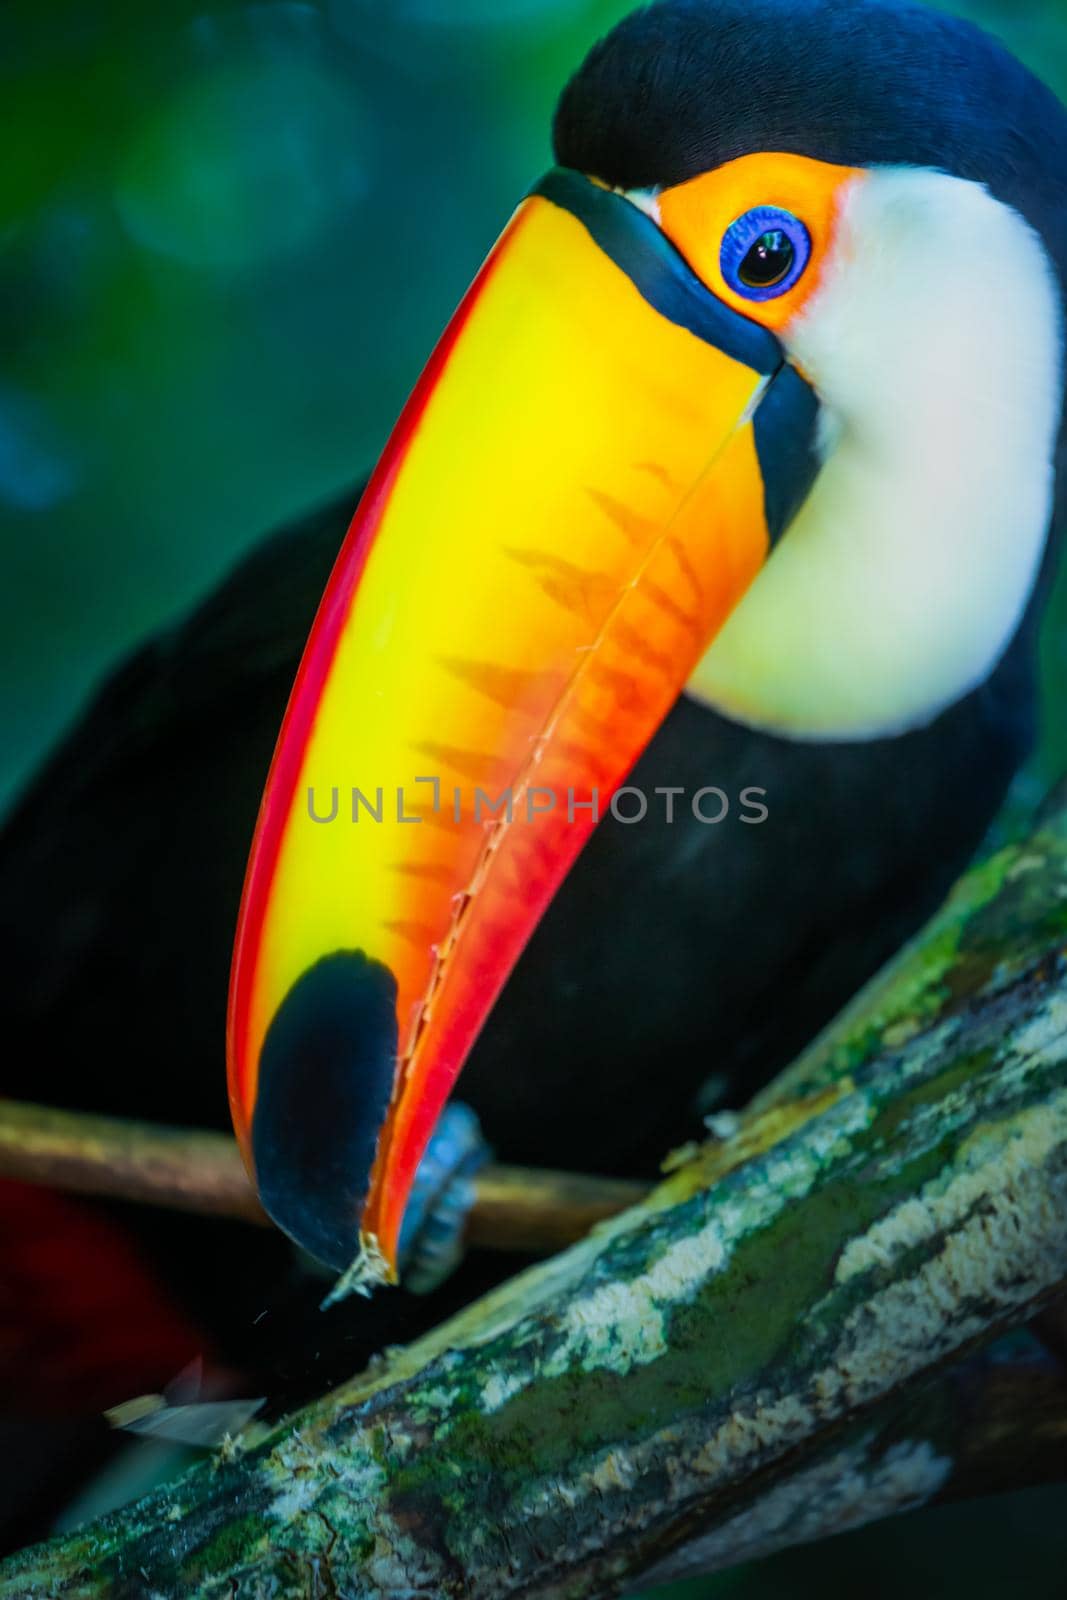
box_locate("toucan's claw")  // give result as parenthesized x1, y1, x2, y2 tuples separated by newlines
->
(397, 1103, 489, 1295)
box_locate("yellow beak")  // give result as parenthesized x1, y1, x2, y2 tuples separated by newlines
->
(228, 168, 818, 1284)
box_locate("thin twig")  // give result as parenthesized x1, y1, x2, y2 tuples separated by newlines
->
(0, 1098, 648, 1256)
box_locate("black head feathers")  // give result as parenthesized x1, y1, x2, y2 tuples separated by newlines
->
(554, 0, 1067, 278)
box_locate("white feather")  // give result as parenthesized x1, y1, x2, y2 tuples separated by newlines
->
(685, 167, 1064, 740)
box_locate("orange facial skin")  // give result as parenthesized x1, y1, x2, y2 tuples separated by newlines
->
(656, 151, 862, 333)
(228, 154, 862, 1287)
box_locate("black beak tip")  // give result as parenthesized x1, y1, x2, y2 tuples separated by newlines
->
(250, 950, 399, 1269)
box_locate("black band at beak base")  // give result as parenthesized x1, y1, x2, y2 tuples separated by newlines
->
(531, 167, 783, 374)
(532, 168, 821, 548)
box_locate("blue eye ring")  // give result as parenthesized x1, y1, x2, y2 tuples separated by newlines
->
(720, 206, 812, 301)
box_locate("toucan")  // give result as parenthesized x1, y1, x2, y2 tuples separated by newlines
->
(224, 0, 1067, 1290)
(2, 0, 1065, 1318)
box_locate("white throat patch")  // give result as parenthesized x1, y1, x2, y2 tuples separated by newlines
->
(685, 167, 1064, 740)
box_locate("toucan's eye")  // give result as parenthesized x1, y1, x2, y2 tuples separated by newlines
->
(721, 207, 812, 300)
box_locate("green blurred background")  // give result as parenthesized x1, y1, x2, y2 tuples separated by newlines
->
(2, 0, 1065, 1591)
(3, 0, 1067, 814)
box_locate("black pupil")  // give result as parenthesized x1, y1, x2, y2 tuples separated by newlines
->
(739, 229, 795, 288)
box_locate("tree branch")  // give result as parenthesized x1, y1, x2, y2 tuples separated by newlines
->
(4, 793, 1067, 1597)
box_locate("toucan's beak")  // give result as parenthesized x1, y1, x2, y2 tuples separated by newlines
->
(227, 168, 818, 1284)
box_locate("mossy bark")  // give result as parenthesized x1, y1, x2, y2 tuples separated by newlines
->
(4, 798, 1067, 1598)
